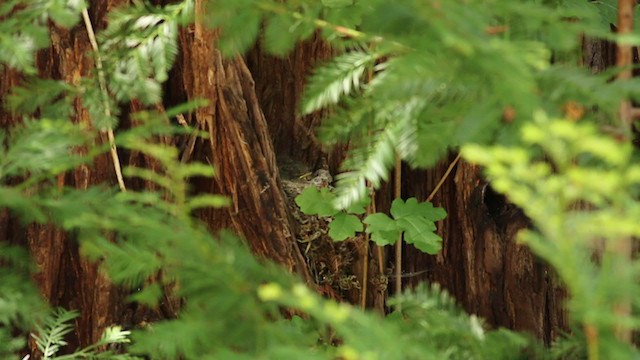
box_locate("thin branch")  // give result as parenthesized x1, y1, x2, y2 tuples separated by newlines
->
(256, 1, 406, 51)
(360, 231, 369, 310)
(427, 153, 461, 202)
(81, 8, 127, 192)
(394, 152, 402, 311)
(617, 0, 634, 129)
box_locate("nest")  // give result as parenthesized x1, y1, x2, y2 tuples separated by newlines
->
(279, 158, 361, 300)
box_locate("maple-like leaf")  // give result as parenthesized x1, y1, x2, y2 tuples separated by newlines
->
(295, 187, 338, 216)
(391, 198, 447, 221)
(388, 198, 447, 254)
(363, 213, 400, 245)
(329, 213, 363, 241)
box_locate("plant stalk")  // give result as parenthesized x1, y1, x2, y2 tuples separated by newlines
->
(394, 153, 402, 311)
(81, 8, 127, 192)
(612, 0, 634, 347)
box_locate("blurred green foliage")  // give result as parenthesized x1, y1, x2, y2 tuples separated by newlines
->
(2, 0, 640, 359)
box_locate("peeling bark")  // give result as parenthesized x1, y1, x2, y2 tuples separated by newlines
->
(174, 6, 312, 281)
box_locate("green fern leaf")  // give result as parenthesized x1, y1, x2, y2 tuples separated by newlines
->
(301, 50, 378, 115)
(32, 308, 78, 360)
(333, 127, 397, 209)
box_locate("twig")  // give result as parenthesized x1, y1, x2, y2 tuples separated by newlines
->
(394, 153, 402, 311)
(256, 1, 406, 51)
(387, 269, 431, 281)
(372, 192, 385, 275)
(360, 230, 369, 310)
(427, 153, 461, 202)
(81, 8, 127, 192)
(584, 323, 599, 360)
(360, 59, 375, 311)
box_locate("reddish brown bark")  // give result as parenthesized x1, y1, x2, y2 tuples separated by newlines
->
(0, 0, 313, 351)
(245, 38, 339, 170)
(0, 5, 130, 348)
(397, 157, 567, 343)
(173, 3, 311, 281)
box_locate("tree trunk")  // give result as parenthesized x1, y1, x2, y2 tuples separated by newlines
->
(398, 159, 567, 343)
(0, 0, 311, 350)
(1, 3, 132, 348)
(172, 5, 311, 279)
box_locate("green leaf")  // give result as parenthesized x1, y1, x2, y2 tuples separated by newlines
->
(129, 283, 162, 307)
(364, 213, 396, 232)
(98, 325, 131, 345)
(301, 51, 378, 115)
(295, 187, 339, 216)
(397, 217, 442, 254)
(322, 0, 354, 8)
(346, 193, 371, 214)
(187, 195, 231, 210)
(177, 163, 216, 178)
(264, 15, 294, 56)
(390, 198, 446, 254)
(0, 187, 47, 223)
(391, 198, 447, 221)
(216, 7, 261, 56)
(363, 213, 400, 246)
(4, 119, 89, 177)
(333, 127, 397, 209)
(48, 0, 85, 28)
(328, 212, 362, 241)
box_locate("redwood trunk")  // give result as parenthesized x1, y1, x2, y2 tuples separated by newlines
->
(399, 159, 567, 343)
(0, 0, 312, 349)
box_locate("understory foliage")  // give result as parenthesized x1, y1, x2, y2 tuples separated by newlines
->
(1, 0, 640, 359)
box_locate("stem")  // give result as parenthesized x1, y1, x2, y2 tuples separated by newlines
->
(372, 191, 385, 275)
(256, 1, 367, 40)
(394, 153, 402, 311)
(360, 233, 369, 310)
(584, 323, 599, 360)
(427, 153, 461, 202)
(617, 0, 634, 129)
(612, 0, 634, 346)
(360, 47, 378, 310)
(81, 8, 127, 192)
(255, 0, 409, 51)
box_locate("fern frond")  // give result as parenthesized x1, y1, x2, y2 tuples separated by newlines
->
(32, 308, 78, 360)
(98, 0, 191, 103)
(6, 78, 76, 120)
(2, 119, 89, 179)
(316, 96, 375, 146)
(301, 50, 378, 115)
(0, 0, 84, 74)
(333, 125, 397, 209)
(263, 11, 316, 56)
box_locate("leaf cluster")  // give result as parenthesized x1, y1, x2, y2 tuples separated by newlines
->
(0, 106, 524, 359)
(99, 0, 192, 105)
(463, 112, 640, 358)
(31, 308, 136, 359)
(205, 0, 640, 208)
(0, 0, 84, 74)
(295, 187, 446, 253)
(364, 198, 446, 254)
